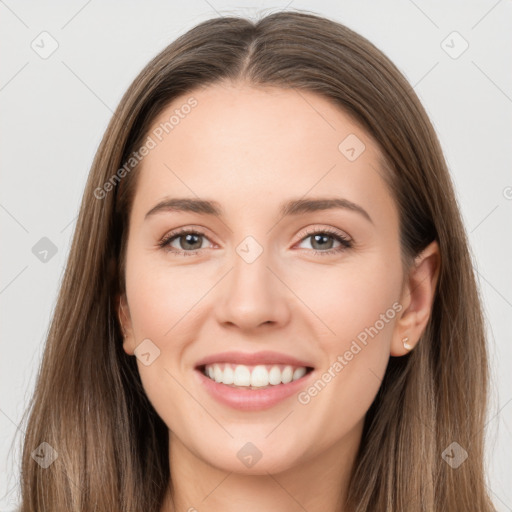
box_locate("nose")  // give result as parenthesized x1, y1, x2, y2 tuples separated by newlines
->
(214, 244, 291, 332)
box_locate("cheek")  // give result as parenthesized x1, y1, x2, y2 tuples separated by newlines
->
(124, 258, 203, 429)
(286, 253, 402, 349)
(125, 253, 211, 340)
(289, 256, 401, 424)
(123, 251, 202, 393)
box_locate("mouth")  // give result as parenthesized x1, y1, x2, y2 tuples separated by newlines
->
(194, 360, 316, 411)
(197, 362, 315, 390)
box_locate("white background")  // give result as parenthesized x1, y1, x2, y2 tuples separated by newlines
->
(1, 1, 511, 510)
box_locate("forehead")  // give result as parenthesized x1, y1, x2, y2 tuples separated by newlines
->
(129, 82, 397, 233)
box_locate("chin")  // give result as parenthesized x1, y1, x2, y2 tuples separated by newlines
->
(194, 437, 305, 475)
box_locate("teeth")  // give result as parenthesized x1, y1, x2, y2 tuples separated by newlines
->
(282, 366, 293, 384)
(292, 367, 306, 381)
(214, 364, 223, 383)
(251, 365, 268, 387)
(233, 365, 251, 386)
(223, 365, 234, 385)
(268, 365, 281, 385)
(203, 363, 309, 388)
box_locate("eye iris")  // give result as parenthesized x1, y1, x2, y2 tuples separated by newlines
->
(311, 234, 333, 250)
(180, 233, 202, 250)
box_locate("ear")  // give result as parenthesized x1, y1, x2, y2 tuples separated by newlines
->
(117, 293, 135, 356)
(391, 240, 441, 356)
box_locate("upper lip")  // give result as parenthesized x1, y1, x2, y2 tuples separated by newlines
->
(195, 351, 315, 369)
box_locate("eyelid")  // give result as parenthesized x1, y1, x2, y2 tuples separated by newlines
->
(295, 225, 352, 243)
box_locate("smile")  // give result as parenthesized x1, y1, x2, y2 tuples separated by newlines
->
(195, 363, 315, 411)
(201, 363, 313, 389)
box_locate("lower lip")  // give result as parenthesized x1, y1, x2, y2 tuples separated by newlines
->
(195, 368, 315, 411)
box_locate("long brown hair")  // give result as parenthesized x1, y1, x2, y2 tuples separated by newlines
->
(16, 10, 495, 511)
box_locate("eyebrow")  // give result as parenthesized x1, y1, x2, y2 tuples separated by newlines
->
(144, 197, 373, 224)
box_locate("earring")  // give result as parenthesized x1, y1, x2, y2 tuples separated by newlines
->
(402, 337, 412, 350)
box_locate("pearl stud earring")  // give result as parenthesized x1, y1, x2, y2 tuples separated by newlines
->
(402, 337, 412, 350)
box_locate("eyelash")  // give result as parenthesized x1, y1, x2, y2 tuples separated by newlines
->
(158, 226, 353, 257)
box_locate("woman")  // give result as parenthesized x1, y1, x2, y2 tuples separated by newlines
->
(17, 10, 496, 511)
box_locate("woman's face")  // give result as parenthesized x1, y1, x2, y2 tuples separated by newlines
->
(119, 82, 410, 474)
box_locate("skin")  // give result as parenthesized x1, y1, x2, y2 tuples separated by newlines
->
(117, 82, 440, 512)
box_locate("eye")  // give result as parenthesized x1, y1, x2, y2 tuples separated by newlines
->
(158, 226, 353, 257)
(296, 227, 352, 256)
(158, 228, 212, 256)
